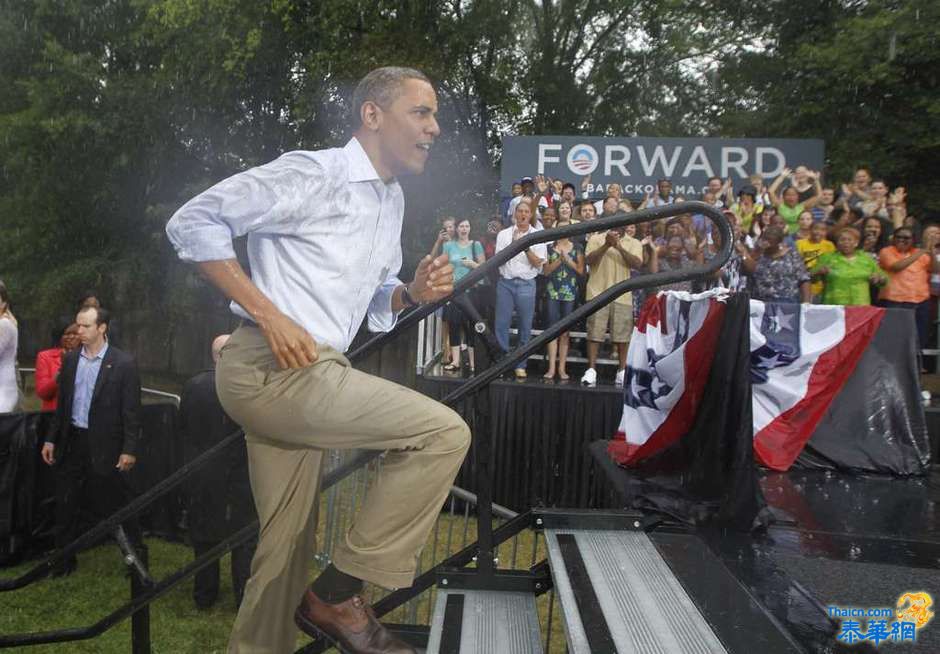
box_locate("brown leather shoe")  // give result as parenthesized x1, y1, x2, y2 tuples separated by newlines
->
(294, 588, 417, 654)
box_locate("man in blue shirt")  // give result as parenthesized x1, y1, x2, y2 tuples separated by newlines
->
(42, 306, 142, 576)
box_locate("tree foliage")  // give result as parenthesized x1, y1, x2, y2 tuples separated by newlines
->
(712, 0, 940, 213)
(0, 0, 936, 340)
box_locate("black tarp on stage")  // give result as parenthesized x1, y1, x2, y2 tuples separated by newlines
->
(417, 375, 625, 512)
(795, 308, 930, 474)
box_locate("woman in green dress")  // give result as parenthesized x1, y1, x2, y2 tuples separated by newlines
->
(814, 227, 886, 306)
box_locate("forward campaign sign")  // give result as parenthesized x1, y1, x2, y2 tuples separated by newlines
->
(500, 136, 825, 199)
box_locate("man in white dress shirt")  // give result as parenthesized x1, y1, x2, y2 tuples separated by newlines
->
(166, 67, 470, 654)
(494, 202, 548, 378)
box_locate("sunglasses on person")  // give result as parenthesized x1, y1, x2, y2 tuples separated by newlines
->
(894, 235, 912, 241)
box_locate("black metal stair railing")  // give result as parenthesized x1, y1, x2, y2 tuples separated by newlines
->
(348, 201, 731, 361)
(0, 201, 731, 651)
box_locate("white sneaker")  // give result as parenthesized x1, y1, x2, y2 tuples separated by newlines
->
(615, 368, 625, 387)
(581, 368, 597, 387)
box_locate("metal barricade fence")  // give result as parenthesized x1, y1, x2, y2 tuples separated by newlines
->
(415, 309, 446, 374)
(17, 367, 181, 407)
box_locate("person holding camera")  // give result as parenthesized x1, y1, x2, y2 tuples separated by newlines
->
(430, 217, 457, 363)
(430, 216, 456, 258)
(442, 218, 485, 373)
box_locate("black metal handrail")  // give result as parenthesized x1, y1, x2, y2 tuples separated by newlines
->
(0, 454, 374, 648)
(0, 201, 731, 650)
(403, 201, 733, 596)
(349, 201, 731, 360)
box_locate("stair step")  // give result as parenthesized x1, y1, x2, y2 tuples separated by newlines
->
(545, 528, 727, 654)
(426, 589, 543, 654)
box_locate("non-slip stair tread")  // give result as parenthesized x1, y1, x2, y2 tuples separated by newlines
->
(426, 589, 543, 654)
(545, 528, 727, 654)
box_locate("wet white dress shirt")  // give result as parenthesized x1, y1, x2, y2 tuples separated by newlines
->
(166, 138, 404, 353)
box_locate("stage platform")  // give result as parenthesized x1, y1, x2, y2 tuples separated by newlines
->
(589, 440, 940, 652)
(421, 360, 626, 390)
(418, 365, 940, 651)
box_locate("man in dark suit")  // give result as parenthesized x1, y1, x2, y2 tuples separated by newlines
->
(181, 333, 257, 609)
(41, 306, 142, 575)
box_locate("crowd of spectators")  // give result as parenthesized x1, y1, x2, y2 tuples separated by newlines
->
(433, 164, 935, 383)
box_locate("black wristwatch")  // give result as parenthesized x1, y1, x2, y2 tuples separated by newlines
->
(401, 284, 418, 307)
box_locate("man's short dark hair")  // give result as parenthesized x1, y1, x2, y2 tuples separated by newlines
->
(80, 305, 111, 330)
(351, 66, 431, 128)
(707, 176, 722, 184)
(562, 182, 576, 193)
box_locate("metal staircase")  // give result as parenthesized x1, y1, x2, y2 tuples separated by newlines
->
(425, 508, 809, 654)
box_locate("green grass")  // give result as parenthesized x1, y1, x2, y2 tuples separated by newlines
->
(1, 538, 236, 653)
(0, 511, 568, 653)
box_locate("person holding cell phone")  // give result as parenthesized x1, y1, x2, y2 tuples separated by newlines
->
(430, 217, 457, 363)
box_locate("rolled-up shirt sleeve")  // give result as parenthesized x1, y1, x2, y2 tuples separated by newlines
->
(166, 152, 327, 262)
(367, 271, 404, 333)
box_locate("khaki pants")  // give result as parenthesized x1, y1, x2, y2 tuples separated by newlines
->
(585, 301, 634, 343)
(217, 325, 471, 654)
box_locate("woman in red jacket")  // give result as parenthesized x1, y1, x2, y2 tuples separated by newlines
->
(34, 323, 79, 411)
